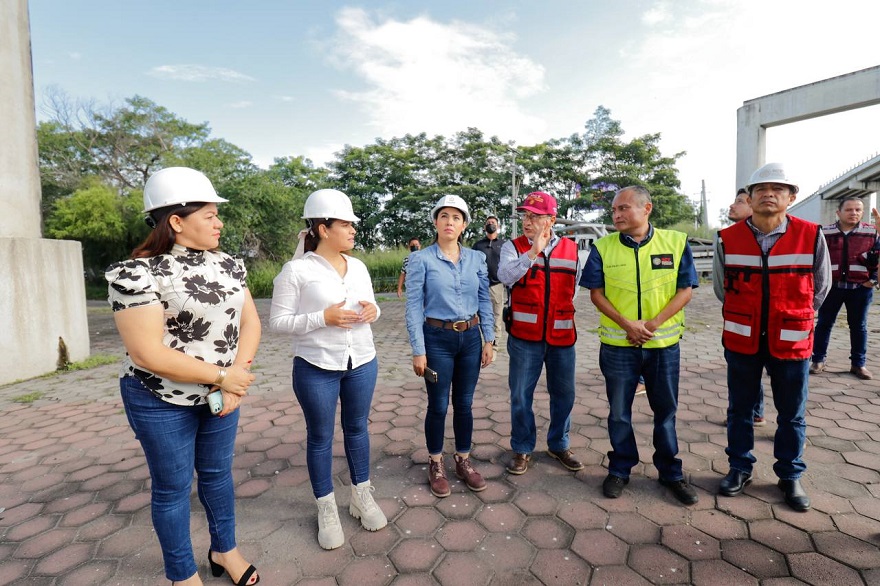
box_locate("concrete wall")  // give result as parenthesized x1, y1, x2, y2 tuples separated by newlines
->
(0, 0, 42, 238)
(0, 238, 90, 384)
(0, 0, 90, 386)
(736, 66, 880, 191)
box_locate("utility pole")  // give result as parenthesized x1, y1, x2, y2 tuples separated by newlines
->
(510, 148, 520, 238)
(700, 180, 709, 227)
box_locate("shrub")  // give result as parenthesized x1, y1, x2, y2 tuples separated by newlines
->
(244, 248, 410, 297)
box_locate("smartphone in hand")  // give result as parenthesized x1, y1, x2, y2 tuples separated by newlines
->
(423, 367, 439, 384)
(206, 390, 223, 415)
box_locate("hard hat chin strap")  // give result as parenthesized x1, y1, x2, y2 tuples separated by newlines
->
(144, 214, 157, 229)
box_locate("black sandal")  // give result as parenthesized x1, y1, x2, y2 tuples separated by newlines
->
(208, 550, 260, 585)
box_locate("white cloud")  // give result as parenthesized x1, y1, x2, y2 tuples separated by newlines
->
(68, 52, 81, 60)
(329, 8, 547, 143)
(148, 64, 255, 82)
(642, 1, 672, 26)
(618, 0, 880, 220)
(228, 101, 253, 109)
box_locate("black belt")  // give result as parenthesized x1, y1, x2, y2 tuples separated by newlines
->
(425, 315, 480, 332)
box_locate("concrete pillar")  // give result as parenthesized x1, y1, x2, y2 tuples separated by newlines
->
(0, 0, 89, 385)
(0, 0, 42, 238)
(735, 104, 766, 190)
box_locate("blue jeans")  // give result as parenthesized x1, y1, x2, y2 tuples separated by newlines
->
(293, 357, 377, 498)
(812, 285, 873, 367)
(423, 324, 482, 455)
(121, 376, 239, 581)
(599, 344, 683, 481)
(725, 348, 809, 479)
(507, 336, 575, 454)
(754, 384, 765, 419)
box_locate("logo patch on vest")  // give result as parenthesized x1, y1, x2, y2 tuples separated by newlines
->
(651, 254, 674, 269)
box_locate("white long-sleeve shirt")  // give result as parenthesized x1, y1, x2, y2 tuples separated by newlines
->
(269, 252, 379, 370)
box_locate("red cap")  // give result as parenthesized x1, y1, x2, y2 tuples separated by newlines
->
(517, 191, 557, 215)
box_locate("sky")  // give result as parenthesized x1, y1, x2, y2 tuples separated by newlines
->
(27, 0, 880, 225)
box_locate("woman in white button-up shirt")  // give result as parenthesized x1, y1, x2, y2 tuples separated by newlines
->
(269, 189, 387, 550)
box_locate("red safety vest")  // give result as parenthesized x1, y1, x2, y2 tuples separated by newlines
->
(509, 236, 578, 346)
(823, 222, 878, 284)
(719, 216, 820, 359)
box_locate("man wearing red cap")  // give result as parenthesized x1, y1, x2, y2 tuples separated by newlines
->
(498, 191, 583, 475)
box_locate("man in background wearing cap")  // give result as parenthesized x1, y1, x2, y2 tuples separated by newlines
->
(498, 191, 583, 475)
(809, 197, 879, 380)
(713, 162, 830, 512)
(583, 186, 700, 505)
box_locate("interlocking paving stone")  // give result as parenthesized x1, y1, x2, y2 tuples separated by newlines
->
(660, 524, 720, 561)
(388, 538, 443, 573)
(788, 551, 865, 585)
(691, 559, 759, 586)
(570, 528, 628, 566)
(435, 519, 487, 551)
(2, 289, 880, 582)
(721, 539, 789, 578)
(628, 543, 689, 584)
(812, 530, 880, 569)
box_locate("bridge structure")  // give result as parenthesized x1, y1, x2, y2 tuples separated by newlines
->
(737, 65, 880, 225)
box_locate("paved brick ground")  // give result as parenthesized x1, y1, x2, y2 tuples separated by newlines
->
(2, 286, 880, 585)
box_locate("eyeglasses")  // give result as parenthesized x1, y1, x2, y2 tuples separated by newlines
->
(519, 212, 550, 222)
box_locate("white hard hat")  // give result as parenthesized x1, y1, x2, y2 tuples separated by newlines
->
(746, 162, 799, 194)
(303, 189, 359, 222)
(430, 194, 470, 224)
(143, 167, 227, 212)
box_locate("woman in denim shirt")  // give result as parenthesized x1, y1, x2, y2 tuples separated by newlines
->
(405, 194, 495, 497)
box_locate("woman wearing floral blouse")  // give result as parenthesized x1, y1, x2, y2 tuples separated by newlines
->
(105, 167, 261, 586)
(269, 188, 386, 550)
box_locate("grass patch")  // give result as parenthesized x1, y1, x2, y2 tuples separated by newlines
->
(12, 391, 44, 404)
(64, 354, 119, 371)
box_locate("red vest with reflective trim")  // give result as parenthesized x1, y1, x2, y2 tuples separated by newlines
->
(719, 216, 820, 359)
(823, 222, 878, 284)
(509, 236, 578, 346)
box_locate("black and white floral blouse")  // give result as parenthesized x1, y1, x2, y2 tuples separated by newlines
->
(105, 244, 248, 406)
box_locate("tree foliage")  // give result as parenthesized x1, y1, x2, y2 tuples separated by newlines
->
(39, 93, 695, 283)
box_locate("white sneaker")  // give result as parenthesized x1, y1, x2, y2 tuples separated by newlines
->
(316, 493, 344, 549)
(349, 480, 387, 531)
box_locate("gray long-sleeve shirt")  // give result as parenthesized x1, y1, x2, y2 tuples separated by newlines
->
(498, 233, 582, 300)
(712, 217, 831, 310)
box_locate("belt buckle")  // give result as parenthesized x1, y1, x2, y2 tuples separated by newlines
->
(452, 320, 468, 332)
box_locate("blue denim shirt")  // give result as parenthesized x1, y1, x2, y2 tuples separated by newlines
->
(405, 243, 495, 355)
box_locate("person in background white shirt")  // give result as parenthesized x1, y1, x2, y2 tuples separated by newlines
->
(269, 189, 387, 550)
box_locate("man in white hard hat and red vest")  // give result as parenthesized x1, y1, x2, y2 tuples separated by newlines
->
(713, 162, 831, 512)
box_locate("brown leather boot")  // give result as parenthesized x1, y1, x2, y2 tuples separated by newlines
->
(428, 456, 451, 497)
(453, 454, 487, 492)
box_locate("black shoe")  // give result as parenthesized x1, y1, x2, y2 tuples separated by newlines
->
(718, 470, 752, 497)
(659, 478, 699, 505)
(778, 479, 810, 512)
(602, 474, 628, 498)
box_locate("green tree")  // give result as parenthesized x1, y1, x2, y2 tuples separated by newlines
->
(577, 107, 693, 227)
(44, 179, 147, 271)
(39, 89, 209, 192)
